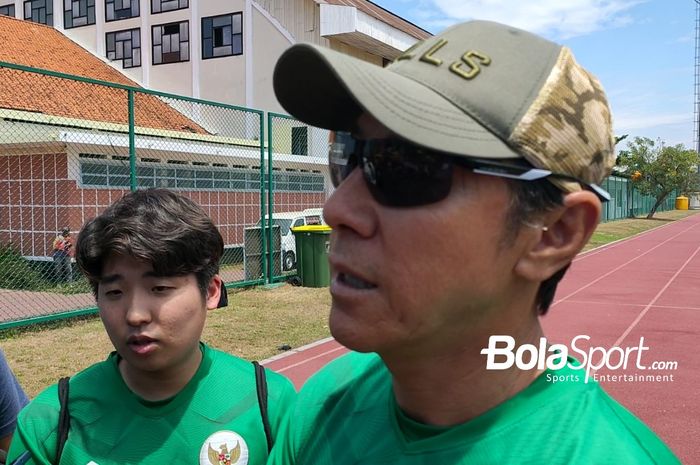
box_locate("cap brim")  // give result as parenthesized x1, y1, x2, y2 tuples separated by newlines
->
(273, 43, 520, 159)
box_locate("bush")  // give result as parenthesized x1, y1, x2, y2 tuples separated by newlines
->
(0, 244, 46, 291)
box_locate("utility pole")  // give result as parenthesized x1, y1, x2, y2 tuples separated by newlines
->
(695, 1, 700, 172)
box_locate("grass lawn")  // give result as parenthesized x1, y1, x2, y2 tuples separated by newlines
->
(584, 209, 698, 251)
(1, 209, 697, 397)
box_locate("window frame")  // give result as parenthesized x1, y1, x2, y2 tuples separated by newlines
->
(152, 20, 190, 65)
(106, 28, 142, 69)
(105, 0, 139, 22)
(64, 0, 96, 29)
(201, 12, 243, 60)
(0, 3, 15, 17)
(24, 0, 53, 25)
(150, 0, 187, 15)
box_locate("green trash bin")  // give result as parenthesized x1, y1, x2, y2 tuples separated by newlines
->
(291, 225, 332, 287)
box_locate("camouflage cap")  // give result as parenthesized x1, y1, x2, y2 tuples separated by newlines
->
(273, 20, 615, 196)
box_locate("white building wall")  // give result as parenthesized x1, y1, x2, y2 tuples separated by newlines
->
(251, 6, 292, 113)
(146, 6, 191, 96)
(197, 0, 246, 106)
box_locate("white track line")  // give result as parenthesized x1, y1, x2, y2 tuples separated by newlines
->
(552, 221, 699, 307)
(562, 300, 700, 312)
(612, 244, 700, 348)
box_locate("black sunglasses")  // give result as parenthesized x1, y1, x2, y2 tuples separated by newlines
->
(329, 131, 610, 207)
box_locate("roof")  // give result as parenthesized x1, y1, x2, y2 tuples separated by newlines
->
(0, 15, 206, 134)
(318, 0, 432, 40)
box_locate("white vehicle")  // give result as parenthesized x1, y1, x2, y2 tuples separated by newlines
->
(256, 208, 326, 270)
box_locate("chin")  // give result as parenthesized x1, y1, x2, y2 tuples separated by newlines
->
(329, 316, 385, 354)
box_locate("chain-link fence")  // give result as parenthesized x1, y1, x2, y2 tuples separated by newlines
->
(265, 113, 331, 280)
(0, 62, 283, 329)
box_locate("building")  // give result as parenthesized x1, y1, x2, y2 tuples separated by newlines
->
(0, 0, 430, 112)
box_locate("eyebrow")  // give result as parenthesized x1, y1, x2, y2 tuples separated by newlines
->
(99, 271, 166, 284)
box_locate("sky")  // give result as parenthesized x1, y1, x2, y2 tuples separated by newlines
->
(371, 0, 698, 152)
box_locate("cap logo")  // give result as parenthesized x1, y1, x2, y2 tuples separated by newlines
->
(450, 51, 491, 80)
(395, 38, 491, 81)
(419, 38, 448, 66)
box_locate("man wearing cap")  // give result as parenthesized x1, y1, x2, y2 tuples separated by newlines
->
(268, 20, 680, 464)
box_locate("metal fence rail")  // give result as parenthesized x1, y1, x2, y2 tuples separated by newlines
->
(0, 62, 681, 330)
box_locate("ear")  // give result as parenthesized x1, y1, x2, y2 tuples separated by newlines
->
(205, 274, 223, 311)
(514, 191, 601, 282)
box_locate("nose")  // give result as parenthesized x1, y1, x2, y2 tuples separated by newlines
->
(323, 167, 377, 238)
(125, 291, 153, 327)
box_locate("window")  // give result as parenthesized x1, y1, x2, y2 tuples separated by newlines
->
(64, 0, 95, 28)
(202, 12, 242, 59)
(24, 0, 52, 25)
(106, 28, 141, 68)
(152, 21, 189, 64)
(105, 0, 138, 22)
(291, 127, 308, 156)
(0, 4, 15, 17)
(80, 159, 324, 193)
(151, 0, 187, 14)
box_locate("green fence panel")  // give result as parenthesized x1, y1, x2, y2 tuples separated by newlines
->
(266, 113, 331, 282)
(0, 62, 265, 329)
(598, 175, 676, 222)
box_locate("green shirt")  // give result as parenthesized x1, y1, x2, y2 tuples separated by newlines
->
(8, 343, 296, 465)
(268, 352, 680, 465)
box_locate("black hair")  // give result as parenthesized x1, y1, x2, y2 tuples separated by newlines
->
(76, 188, 223, 298)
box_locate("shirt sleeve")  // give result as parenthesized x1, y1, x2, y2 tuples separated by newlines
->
(6, 386, 59, 465)
(0, 351, 29, 439)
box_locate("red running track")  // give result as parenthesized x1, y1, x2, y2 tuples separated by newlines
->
(264, 213, 700, 464)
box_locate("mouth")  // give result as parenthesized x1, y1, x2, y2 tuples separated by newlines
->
(127, 335, 158, 355)
(337, 272, 377, 290)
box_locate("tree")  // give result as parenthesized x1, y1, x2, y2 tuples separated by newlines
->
(614, 134, 629, 146)
(616, 137, 700, 218)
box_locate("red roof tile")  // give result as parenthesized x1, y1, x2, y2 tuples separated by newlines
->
(0, 15, 206, 134)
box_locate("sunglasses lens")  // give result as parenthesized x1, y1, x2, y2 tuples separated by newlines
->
(328, 132, 454, 207)
(329, 132, 358, 188)
(364, 141, 453, 207)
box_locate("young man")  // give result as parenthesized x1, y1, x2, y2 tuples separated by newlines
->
(8, 189, 296, 465)
(268, 20, 681, 464)
(0, 350, 28, 464)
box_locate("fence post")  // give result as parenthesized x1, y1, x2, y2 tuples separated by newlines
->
(266, 113, 276, 284)
(128, 89, 136, 192)
(260, 113, 269, 284)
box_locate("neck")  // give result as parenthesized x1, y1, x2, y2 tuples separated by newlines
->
(383, 315, 545, 427)
(119, 346, 203, 402)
